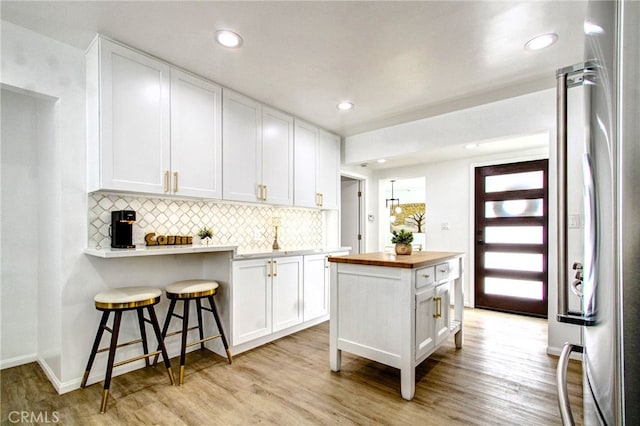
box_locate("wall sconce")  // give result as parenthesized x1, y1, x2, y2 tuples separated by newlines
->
(386, 180, 402, 214)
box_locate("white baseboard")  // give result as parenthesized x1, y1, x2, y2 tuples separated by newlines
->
(0, 353, 37, 370)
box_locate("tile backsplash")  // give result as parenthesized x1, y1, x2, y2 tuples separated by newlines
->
(88, 192, 323, 252)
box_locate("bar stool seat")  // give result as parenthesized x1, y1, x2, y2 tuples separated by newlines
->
(156, 279, 232, 385)
(81, 286, 175, 413)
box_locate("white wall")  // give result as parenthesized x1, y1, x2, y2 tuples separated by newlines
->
(1, 89, 41, 366)
(1, 21, 86, 387)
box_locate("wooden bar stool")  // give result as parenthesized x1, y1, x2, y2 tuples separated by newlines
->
(154, 279, 232, 385)
(81, 286, 175, 413)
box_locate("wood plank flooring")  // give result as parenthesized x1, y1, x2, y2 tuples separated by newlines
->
(1, 308, 583, 425)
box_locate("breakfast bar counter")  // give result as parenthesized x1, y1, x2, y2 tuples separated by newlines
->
(328, 251, 464, 400)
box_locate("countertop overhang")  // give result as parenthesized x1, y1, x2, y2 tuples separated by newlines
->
(84, 245, 350, 259)
(328, 251, 463, 269)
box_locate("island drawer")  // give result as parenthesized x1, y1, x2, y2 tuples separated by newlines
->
(435, 259, 460, 282)
(415, 266, 436, 289)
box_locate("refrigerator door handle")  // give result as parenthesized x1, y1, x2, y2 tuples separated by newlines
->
(556, 61, 597, 326)
(557, 343, 576, 426)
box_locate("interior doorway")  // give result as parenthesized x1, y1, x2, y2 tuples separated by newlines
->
(341, 176, 363, 254)
(474, 159, 549, 317)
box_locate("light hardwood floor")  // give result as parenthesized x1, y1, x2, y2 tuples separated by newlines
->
(1, 308, 583, 425)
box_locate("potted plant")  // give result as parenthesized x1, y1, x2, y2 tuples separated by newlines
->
(391, 229, 414, 255)
(197, 226, 214, 245)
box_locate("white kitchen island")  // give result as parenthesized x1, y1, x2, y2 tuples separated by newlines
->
(328, 251, 464, 400)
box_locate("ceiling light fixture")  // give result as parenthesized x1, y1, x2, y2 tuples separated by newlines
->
(337, 101, 354, 111)
(216, 30, 243, 48)
(464, 143, 479, 150)
(377, 159, 387, 164)
(524, 33, 558, 51)
(584, 20, 604, 35)
(386, 180, 402, 214)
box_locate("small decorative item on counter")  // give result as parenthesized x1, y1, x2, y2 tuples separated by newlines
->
(197, 226, 214, 246)
(391, 229, 414, 255)
(145, 232, 193, 246)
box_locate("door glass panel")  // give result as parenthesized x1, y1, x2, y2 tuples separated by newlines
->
(484, 252, 543, 272)
(485, 171, 543, 192)
(485, 226, 543, 244)
(485, 199, 543, 218)
(484, 277, 543, 300)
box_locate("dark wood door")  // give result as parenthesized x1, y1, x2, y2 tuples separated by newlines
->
(474, 160, 549, 317)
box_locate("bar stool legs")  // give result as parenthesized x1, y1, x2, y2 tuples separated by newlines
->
(154, 279, 232, 385)
(81, 287, 175, 413)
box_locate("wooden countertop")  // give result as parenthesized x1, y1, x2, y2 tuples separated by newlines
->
(328, 251, 463, 269)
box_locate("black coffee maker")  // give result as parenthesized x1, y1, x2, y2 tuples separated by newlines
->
(110, 210, 136, 248)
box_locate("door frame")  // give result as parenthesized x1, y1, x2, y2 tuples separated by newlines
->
(340, 171, 368, 254)
(467, 152, 550, 308)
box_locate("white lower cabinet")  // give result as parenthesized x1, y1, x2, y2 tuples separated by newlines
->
(415, 286, 436, 359)
(232, 256, 303, 346)
(303, 254, 329, 321)
(272, 256, 304, 332)
(415, 281, 451, 359)
(303, 253, 350, 322)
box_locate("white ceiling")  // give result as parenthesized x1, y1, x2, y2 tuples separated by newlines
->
(1, 0, 586, 139)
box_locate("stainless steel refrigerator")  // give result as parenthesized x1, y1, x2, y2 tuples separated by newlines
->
(556, 0, 639, 425)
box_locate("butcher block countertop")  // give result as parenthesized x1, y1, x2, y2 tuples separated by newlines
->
(328, 251, 463, 269)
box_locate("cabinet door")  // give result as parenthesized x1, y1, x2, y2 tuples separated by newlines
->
(272, 256, 303, 332)
(434, 283, 451, 346)
(317, 130, 341, 210)
(223, 90, 262, 202)
(170, 69, 222, 198)
(303, 254, 329, 321)
(415, 286, 436, 359)
(98, 38, 171, 193)
(232, 259, 272, 345)
(293, 120, 318, 208)
(262, 106, 294, 205)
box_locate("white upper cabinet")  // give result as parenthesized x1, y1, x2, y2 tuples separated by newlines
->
(223, 90, 293, 205)
(87, 36, 171, 193)
(170, 69, 222, 198)
(293, 120, 319, 208)
(317, 130, 341, 210)
(87, 36, 222, 198)
(261, 106, 294, 205)
(222, 90, 262, 202)
(294, 120, 341, 209)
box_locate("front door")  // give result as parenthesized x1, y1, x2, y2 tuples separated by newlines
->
(474, 160, 549, 317)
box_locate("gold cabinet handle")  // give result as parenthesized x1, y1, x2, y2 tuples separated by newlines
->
(263, 185, 268, 201)
(267, 260, 272, 277)
(433, 297, 439, 318)
(422, 274, 430, 278)
(439, 269, 448, 273)
(433, 297, 442, 318)
(164, 171, 170, 193)
(273, 260, 278, 277)
(318, 193, 324, 207)
(173, 171, 179, 193)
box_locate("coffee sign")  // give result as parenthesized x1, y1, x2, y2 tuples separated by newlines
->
(145, 232, 192, 246)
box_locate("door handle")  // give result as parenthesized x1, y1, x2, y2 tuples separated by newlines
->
(173, 171, 179, 193)
(164, 171, 170, 193)
(556, 343, 575, 426)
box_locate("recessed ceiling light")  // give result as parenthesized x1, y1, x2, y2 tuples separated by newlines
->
(584, 20, 604, 35)
(464, 143, 479, 150)
(524, 33, 558, 51)
(337, 101, 354, 111)
(216, 30, 243, 48)
(377, 159, 387, 163)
